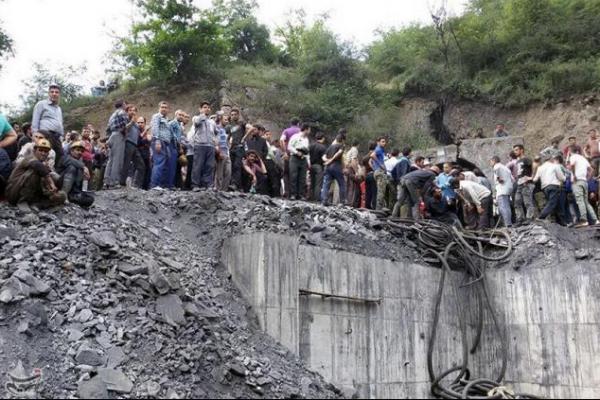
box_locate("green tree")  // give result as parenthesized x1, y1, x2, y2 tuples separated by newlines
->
(0, 3, 14, 73)
(120, 0, 230, 82)
(211, 0, 277, 63)
(19, 63, 86, 108)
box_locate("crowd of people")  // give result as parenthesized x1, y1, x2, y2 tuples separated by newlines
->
(0, 84, 599, 229)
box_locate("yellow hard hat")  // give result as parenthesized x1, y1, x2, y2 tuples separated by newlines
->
(70, 141, 85, 150)
(34, 139, 52, 151)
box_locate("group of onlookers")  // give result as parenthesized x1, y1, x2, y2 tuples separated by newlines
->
(1, 84, 599, 231)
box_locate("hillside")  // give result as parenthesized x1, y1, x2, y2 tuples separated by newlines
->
(66, 78, 600, 156)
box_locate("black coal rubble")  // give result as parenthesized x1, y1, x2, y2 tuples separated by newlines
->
(0, 194, 342, 399)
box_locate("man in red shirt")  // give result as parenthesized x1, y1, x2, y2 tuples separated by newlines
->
(584, 129, 600, 176)
(563, 135, 582, 158)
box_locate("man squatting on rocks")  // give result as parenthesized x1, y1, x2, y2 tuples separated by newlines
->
(1, 85, 600, 229)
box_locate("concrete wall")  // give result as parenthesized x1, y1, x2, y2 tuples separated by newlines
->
(222, 233, 600, 399)
(414, 136, 525, 181)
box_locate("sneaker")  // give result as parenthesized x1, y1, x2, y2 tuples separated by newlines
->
(152, 186, 166, 191)
(575, 221, 589, 228)
(192, 187, 201, 192)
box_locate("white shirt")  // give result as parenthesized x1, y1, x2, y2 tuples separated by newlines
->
(288, 134, 309, 157)
(493, 163, 514, 197)
(533, 161, 566, 189)
(385, 157, 400, 176)
(569, 153, 590, 181)
(459, 180, 491, 207)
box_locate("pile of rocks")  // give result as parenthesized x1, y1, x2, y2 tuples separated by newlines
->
(0, 191, 352, 399)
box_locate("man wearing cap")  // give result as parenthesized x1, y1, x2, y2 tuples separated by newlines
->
(31, 84, 64, 168)
(5, 139, 66, 208)
(0, 113, 18, 191)
(540, 136, 564, 161)
(60, 141, 94, 207)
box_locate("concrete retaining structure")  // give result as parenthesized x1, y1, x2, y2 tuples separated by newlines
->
(222, 233, 600, 399)
(414, 136, 525, 181)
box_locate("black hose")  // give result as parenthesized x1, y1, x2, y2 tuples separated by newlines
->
(385, 218, 538, 399)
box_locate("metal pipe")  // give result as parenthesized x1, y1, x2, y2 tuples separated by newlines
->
(298, 289, 382, 305)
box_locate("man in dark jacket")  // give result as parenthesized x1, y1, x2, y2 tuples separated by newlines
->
(392, 165, 440, 218)
(6, 139, 66, 208)
(60, 141, 95, 207)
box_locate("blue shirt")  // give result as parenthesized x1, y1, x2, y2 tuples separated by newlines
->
(373, 145, 386, 171)
(217, 127, 229, 158)
(435, 173, 456, 200)
(126, 123, 140, 145)
(169, 120, 183, 145)
(151, 113, 171, 143)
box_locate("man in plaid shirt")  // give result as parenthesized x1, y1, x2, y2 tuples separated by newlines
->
(103, 100, 132, 189)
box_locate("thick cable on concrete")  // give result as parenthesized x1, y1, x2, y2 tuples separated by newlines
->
(383, 217, 536, 399)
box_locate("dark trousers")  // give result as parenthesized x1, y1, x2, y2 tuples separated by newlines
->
(289, 155, 307, 199)
(365, 172, 377, 210)
(184, 155, 193, 190)
(283, 158, 290, 197)
(310, 164, 324, 202)
(230, 146, 244, 189)
(0, 148, 11, 183)
(540, 185, 565, 224)
(45, 132, 63, 170)
(166, 142, 178, 189)
(192, 145, 215, 189)
(321, 165, 346, 205)
(478, 195, 493, 230)
(122, 141, 146, 188)
(265, 159, 281, 197)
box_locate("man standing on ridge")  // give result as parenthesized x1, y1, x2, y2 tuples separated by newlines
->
(227, 108, 246, 190)
(191, 102, 219, 190)
(513, 144, 536, 223)
(104, 100, 131, 189)
(168, 110, 185, 190)
(280, 117, 301, 198)
(150, 101, 172, 190)
(31, 84, 64, 169)
(287, 123, 310, 200)
(490, 156, 513, 227)
(584, 128, 600, 176)
(371, 136, 388, 210)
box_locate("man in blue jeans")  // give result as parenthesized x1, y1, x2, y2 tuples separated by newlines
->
(150, 101, 172, 189)
(321, 134, 346, 206)
(533, 155, 567, 225)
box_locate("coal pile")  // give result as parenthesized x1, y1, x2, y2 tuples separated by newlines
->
(2, 190, 402, 399)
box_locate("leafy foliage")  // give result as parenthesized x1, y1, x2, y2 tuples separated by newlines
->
(0, 7, 14, 73)
(19, 63, 86, 108)
(119, 0, 230, 83)
(367, 0, 600, 107)
(211, 0, 277, 63)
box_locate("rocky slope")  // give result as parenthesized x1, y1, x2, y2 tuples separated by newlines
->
(0, 189, 420, 399)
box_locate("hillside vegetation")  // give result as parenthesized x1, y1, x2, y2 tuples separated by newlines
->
(8, 0, 600, 149)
